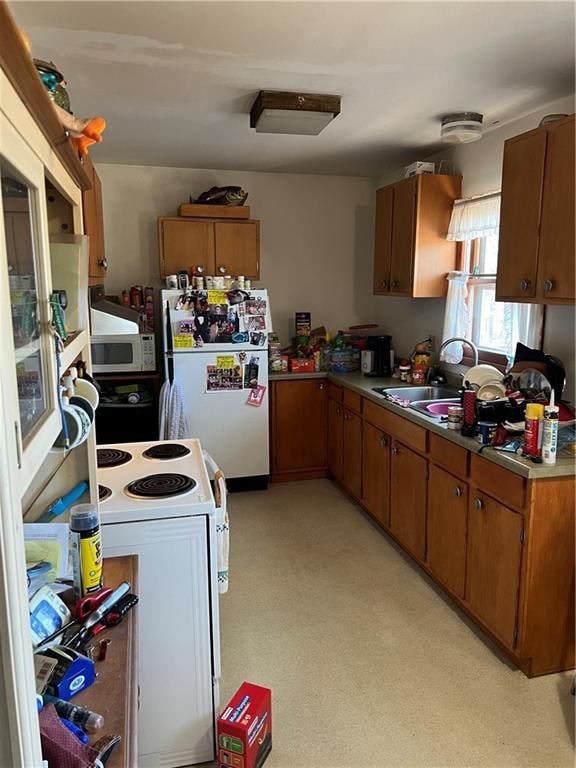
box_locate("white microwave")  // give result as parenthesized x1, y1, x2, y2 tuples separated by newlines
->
(91, 334, 156, 374)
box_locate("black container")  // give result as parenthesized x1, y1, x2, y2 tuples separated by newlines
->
(366, 335, 392, 377)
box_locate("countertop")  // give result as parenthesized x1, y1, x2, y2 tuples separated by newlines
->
(270, 371, 575, 479)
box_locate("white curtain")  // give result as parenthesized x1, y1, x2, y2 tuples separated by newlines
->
(505, 302, 544, 355)
(440, 272, 470, 363)
(447, 193, 500, 241)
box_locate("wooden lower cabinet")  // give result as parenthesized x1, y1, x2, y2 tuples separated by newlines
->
(341, 409, 362, 500)
(270, 379, 327, 480)
(327, 397, 343, 482)
(427, 465, 468, 598)
(465, 491, 523, 649)
(389, 440, 427, 561)
(362, 421, 390, 527)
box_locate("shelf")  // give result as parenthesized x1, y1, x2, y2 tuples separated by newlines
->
(60, 329, 88, 371)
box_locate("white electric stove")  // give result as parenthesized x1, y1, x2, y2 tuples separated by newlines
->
(97, 438, 224, 767)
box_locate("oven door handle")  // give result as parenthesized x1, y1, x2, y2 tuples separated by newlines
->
(203, 450, 229, 595)
(203, 450, 227, 513)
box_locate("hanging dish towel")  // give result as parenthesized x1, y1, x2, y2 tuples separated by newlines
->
(166, 380, 187, 439)
(214, 468, 229, 594)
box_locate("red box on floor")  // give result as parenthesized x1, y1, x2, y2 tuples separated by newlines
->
(217, 682, 272, 768)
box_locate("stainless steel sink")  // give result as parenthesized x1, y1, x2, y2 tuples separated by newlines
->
(372, 385, 458, 402)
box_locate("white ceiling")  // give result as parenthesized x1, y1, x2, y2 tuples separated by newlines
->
(11, 1, 575, 176)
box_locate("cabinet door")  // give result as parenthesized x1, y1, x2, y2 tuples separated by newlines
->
(536, 117, 575, 301)
(373, 186, 393, 294)
(159, 219, 215, 278)
(327, 396, 343, 481)
(272, 380, 327, 474)
(362, 421, 390, 527)
(214, 221, 260, 279)
(389, 178, 416, 294)
(342, 409, 362, 499)
(466, 492, 523, 648)
(0, 119, 60, 484)
(81, 155, 106, 281)
(390, 440, 427, 560)
(496, 130, 547, 300)
(427, 465, 468, 597)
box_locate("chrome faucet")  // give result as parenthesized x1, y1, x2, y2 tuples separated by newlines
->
(437, 337, 480, 367)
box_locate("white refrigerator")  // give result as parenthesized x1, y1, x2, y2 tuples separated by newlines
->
(161, 288, 270, 479)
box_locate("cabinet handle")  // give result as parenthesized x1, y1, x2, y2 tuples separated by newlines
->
(452, 486, 462, 497)
(381, 280, 388, 289)
(380, 435, 388, 448)
(218, 265, 227, 275)
(543, 279, 555, 292)
(391, 446, 399, 455)
(473, 497, 483, 510)
(518, 279, 530, 292)
(391, 279, 398, 289)
(98, 258, 108, 270)
(336, 407, 341, 416)
(318, 383, 325, 390)
(195, 265, 205, 274)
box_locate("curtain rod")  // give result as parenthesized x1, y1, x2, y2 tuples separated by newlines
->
(453, 190, 501, 206)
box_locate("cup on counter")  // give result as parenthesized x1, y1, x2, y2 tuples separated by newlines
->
(166, 275, 178, 289)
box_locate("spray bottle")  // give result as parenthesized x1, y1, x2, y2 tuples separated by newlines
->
(541, 391, 559, 465)
(69, 503, 103, 598)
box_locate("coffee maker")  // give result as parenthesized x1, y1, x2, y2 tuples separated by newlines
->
(363, 335, 393, 377)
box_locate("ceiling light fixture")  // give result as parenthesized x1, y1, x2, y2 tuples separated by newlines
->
(250, 90, 341, 135)
(440, 112, 483, 144)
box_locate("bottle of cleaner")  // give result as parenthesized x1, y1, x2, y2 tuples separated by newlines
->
(542, 391, 559, 465)
(69, 503, 103, 598)
(524, 403, 544, 456)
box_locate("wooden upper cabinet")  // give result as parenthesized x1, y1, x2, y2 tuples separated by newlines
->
(465, 492, 523, 649)
(159, 219, 215, 278)
(373, 186, 394, 294)
(158, 218, 261, 279)
(214, 221, 260, 279)
(82, 155, 107, 283)
(389, 440, 427, 561)
(536, 117, 575, 301)
(373, 174, 461, 298)
(496, 114, 575, 304)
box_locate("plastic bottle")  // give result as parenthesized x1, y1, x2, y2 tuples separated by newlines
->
(42, 694, 104, 733)
(541, 392, 559, 465)
(69, 503, 103, 598)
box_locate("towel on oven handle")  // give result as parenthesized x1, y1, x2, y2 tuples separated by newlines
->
(203, 451, 229, 594)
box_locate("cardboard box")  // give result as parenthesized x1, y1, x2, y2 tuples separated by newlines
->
(217, 682, 272, 768)
(404, 161, 435, 178)
(295, 312, 311, 336)
(290, 358, 315, 373)
(178, 203, 251, 219)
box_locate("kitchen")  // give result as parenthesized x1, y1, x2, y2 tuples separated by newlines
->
(0, 2, 575, 767)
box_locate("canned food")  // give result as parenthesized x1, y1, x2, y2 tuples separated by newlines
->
(477, 421, 498, 445)
(447, 405, 463, 430)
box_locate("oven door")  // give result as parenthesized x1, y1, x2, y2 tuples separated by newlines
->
(90, 334, 142, 373)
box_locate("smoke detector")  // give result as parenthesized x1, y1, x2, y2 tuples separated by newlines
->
(441, 112, 483, 144)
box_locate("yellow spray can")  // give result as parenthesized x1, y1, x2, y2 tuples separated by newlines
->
(70, 503, 103, 597)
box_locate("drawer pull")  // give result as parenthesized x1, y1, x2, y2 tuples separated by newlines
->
(380, 435, 388, 448)
(543, 279, 555, 292)
(518, 279, 530, 292)
(473, 497, 483, 510)
(391, 446, 399, 455)
(318, 383, 325, 390)
(452, 486, 462, 497)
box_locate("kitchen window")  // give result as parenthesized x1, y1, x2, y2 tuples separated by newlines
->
(442, 194, 544, 367)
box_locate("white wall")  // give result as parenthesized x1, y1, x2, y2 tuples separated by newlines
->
(372, 95, 575, 400)
(96, 164, 373, 345)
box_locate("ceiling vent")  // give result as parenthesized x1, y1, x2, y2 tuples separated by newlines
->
(440, 112, 483, 144)
(250, 91, 341, 135)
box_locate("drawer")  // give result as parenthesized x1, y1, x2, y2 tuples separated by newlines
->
(327, 381, 343, 402)
(343, 388, 362, 415)
(430, 433, 469, 478)
(471, 453, 526, 510)
(363, 400, 427, 454)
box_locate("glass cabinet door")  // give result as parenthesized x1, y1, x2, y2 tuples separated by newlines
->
(0, 117, 59, 484)
(2, 159, 49, 440)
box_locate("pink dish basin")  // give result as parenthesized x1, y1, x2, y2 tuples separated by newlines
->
(426, 402, 455, 416)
